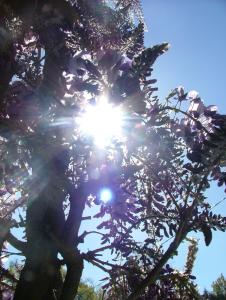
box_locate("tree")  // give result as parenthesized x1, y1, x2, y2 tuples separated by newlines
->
(212, 274, 226, 298)
(0, 1, 226, 300)
(76, 281, 103, 300)
(203, 274, 226, 300)
(1, 261, 102, 300)
(105, 238, 200, 300)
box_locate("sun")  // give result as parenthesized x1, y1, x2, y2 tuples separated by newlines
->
(99, 188, 113, 203)
(76, 95, 123, 148)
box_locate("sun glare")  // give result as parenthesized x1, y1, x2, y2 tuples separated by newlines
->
(76, 96, 123, 148)
(99, 188, 113, 203)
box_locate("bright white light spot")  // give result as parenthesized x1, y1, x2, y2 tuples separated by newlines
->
(76, 96, 123, 148)
(1, 256, 8, 264)
(100, 188, 113, 203)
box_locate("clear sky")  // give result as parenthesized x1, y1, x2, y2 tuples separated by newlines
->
(141, 0, 226, 292)
(82, 0, 226, 292)
(142, 0, 226, 112)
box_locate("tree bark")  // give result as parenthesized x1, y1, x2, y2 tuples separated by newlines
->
(60, 255, 84, 300)
(13, 182, 65, 300)
(0, 23, 15, 101)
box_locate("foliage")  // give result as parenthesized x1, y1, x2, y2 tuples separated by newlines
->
(0, 1, 226, 300)
(211, 274, 226, 298)
(202, 274, 226, 300)
(76, 281, 103, 300)
(105, 239, 200, 300)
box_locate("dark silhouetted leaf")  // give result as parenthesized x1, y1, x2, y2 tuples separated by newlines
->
(201, 224, 212, 246)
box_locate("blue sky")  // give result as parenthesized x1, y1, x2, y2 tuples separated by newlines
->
(142, 0, 226, 292)
(142, 0, 226, 111)
(82, 0, 226, 292)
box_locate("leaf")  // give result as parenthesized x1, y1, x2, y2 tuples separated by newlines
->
(99, 277, 109, 282)
(134, 43, 170, 77)
(187, 151, 202, 163)
(84, 60, 101, 78)
(18, 213, 26, 227)
(122, 164, 142, 179)
(126, 22, 144, 58)
(116, 73, 140, 96)
(73, 81, 99, 94)
(166, 89, 177, 100)
(169, 223, 176, 236)
(94, 209, 105, 218)
(144, 238, 155, 244)
(98, 50, 120, 69)
(201, 224, 212, 246)
(0, 189, 7, 197)
(153, 201, 164, 212)
(97, 221, 110, 230)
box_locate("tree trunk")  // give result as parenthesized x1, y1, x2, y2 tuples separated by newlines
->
(7, 2, 85, 298)
(13, 191, 64, 300)
(14, 147, 66, 300)
(60, 258, 84, 300)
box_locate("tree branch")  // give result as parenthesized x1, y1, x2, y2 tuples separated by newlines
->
(77, 230, 106, 244)
(7, 232, 27, 254)
(126, 222, 188, 300)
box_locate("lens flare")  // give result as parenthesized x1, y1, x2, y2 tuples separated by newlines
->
(99, 188, 113, 203)
(76, 96, 123, 148)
